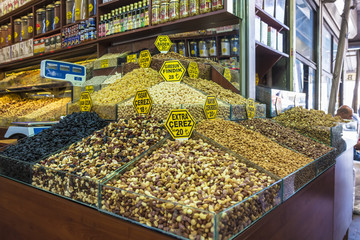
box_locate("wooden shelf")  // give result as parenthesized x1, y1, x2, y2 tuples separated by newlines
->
(98, 0, 135, 9)
(256, 40, 288, 79)
(0, 81, 70, 93)
(34, 28, 61, 39)
(170, 30, 239, 41)
(62, 16, 97, 29)
(255, 5, 289, 32)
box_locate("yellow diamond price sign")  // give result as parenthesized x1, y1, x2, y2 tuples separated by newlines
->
(155, 35, 172, 53)
(224, 68, 231, 82)
(101, 59, 109, 68)
(79, 91, 92, 112)
(246, 98, 255, 119)
(138, 50, 152, 68)
(85, 85, 94, 93)
(187, 61, 199, 79)
(204, 96, 218, 119)
(133, 90, 153, 114)
(127, 53, 137, 63)
(165, 109, 195, 140)
(160, 60, 186, 82)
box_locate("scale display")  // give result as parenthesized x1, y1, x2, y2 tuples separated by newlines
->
(40, 60, 86, 86)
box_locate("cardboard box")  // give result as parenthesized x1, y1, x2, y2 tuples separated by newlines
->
(11, 43, 19, 60)
(3, 46, 11, 62)
(275, 0, 286, 24)
(255, 15, 261, 42)
(260, 21, 268, 45)
(277, 31, 283, 52)
(268, 27, 277, 49)
(264, 0, 275, 17)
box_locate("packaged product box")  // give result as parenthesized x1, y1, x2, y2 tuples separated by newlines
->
(45, 37, 50, 53)
(3, 46, 11, 62)
(50, 36, 56, 51)
(267, 27, 277, 49)
(0, 48, 3, 63)
(277, 31, 283, 52)
(39, 38, 45, 54)
(255, 0, 263, 8)
(275, 0, 286, 24)
(260, 21, 268, 45)
(264, 0, 275, 17)
(19, 41, 25, 58)
(255, 15, 261, 42)
(26, 38, 34, 57)
(11, 43, 19, 60)
(34, 38, 45, 55)
(55, 34, 61, 50)
(33, 39, 39, 55)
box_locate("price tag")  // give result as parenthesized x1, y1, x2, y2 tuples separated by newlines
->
(246, 98, 255, 119)
(165, 109, 195, 140)
(224, 68, 231, 82)
(204, 96, 218, 120)
(159, 60, 186, 82)
(155, 35, 172, 53)
(85, 85, 94, 93)
(101, 59, 109, 68)
(133, 90, 152, 114)
(187, 62, 199, 79)
(127, 54, 137, 63)
(79, 91, 92, 112)
(138, 50, 152, 68)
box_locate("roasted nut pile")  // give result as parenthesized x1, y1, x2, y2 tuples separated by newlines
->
(238, 119, 334, 159)
(21, 98, 70, 121)
(0, 112, 108, 183)
(274, 107, 343, 145)
(33, 115, 168, 205)
(91, 68, 163, 105)
(117, 82, 230, 120)
(102, 139, 278, 240)
(196, 119, 313, 178)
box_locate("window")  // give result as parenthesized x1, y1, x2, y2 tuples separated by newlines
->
(295, 59, 316, 109)
(296, 0, 316, 61)
(322, 27, 332, 73)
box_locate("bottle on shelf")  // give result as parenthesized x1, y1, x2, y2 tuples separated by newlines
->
(104, 14, 109, 36)
(114, 9, 119, 34)
(99, 15, 103, 37)
(140, 1, 145, 27)
(144, 0, 149, 26)
(152, 3, 160, 25)
(180, 0, 189, 18)
(108, 12, 113, 35)
(110, 10, 115, 35)
(136, 2, 141, 29)
(121, 7, 125, 32)
(124, 5, 130, 31)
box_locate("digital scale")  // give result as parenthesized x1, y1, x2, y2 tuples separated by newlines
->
(5, 121, 59, 139)
(4, 60, 86, 139)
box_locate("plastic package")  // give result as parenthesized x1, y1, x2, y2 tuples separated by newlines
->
(46, 4, 55, 32)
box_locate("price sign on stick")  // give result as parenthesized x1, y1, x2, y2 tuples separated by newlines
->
(79, 91, 92, 112)
(224, 68, 231, 82)
(133, 90, 153, 114)
(246, 98, 255, 119)
(165, 109, 195, 140)
(127, 54, 137, 63)
(155, 35, 172, 53)
(204, 96, 218, 119)
(85, 85, 94, 93)
(138, 50, 152, 68)
(159, 60, 186, 82)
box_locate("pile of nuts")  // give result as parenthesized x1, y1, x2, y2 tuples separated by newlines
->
(196, 119, 313, 178)
(32, 115, 168, 205)
(0, 112, 108, 183)
(117, 82, 230, 121)
(274, 107, 342, 145)
(21, 98, 70, 121)
(238, 119, 334, 159)
(102, 138, 278, 240)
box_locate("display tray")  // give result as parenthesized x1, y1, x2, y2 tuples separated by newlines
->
(100, 132, 282, 240)
(230, 103, 266, 120)
(67, 102, 118, 121)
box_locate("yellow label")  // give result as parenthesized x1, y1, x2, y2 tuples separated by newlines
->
(89, 3, 94, 13)
(21, 30, 24, 36)
(14, 32, 18, 38)
(55, 16, 59, 24)
(46, 19, 49, 27)
(0, 37, 3, 43)
(8, 35, 11, 41)
(165, 109, 195, 140)
(138, 50, 152, 68)
(255, 73, 259, 86)
(246, 98, 255, 119)
(28, 26, 33, 33)
(85, 85, 94, 93)
(101, 59, 109, 68)
(133, 90, 153, 114)
(179, 50, 184, 55)
(191, 50, 195, 55)
(75, 8, 80, 17)
(222, 48, 227, 53)
(155, 35, 172, 53)
(199, 50, 204, 55)
(187, 61, 199, 79)
(37, 25, 40, 31)
(233, 47, 238, 53)
(224, 68, 231, 82)
(67, 11, 73, 20)
(204, 95, 218, 120)
(159, 60, 186, 82)
(210, 48, 215, 54)
(127, 54, 137, 63)
(79, 91, 92, 112)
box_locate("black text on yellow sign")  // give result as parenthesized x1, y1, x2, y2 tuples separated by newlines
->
(246, 98, 255, 119)
(127, 54, 137, 63)
(133, 90, 153, 114)
(155, 35, 172, 53)
(85, 85, 94, 93)
(159, 60, 186, 82)
(138, 50, 152, 68)
(79, 91, 92, 112)
(187, 62, 199, 79)
(165, 109, 195, 140)
(101, 59, 109, 68)
(204, 96, 218, 119)
(224, 68, 231, 82)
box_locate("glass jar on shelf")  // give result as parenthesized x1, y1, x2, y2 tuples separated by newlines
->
(209, 39, 216, 56)
(160, 2, 169, 23)
(178, 41, 186, 56)
(200, 0, 211, 14)
(21, 16, 29, 41)
(230, 37, 239, 56)
(46, 4, 55, 32)
(152, 4, 160, 25)
(211, 0, 223, 11)
(14, 18, 21, 43)
(54, 1, 61, 29)
(27, 13, 34, 38)
(189, 41, 198, 57)
(1, 25, 8, 47)
(179, 0, 189, 18)
(199, 40, 208, 57)
(169, 0, 179, 21)
(221, 38, 230, 57)
(36, 8, 46, 35)
(189, 0, 199, 16)
(66, 0, 75, 24)
(170, 42, 178, 53)
(7, 23, 12, 44)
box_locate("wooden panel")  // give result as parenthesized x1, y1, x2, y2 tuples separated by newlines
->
(236, 167, 335, 240)
(211, 66, 241, 94)
(0, 176, 173, 240)
(334, 148, 354, 240)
